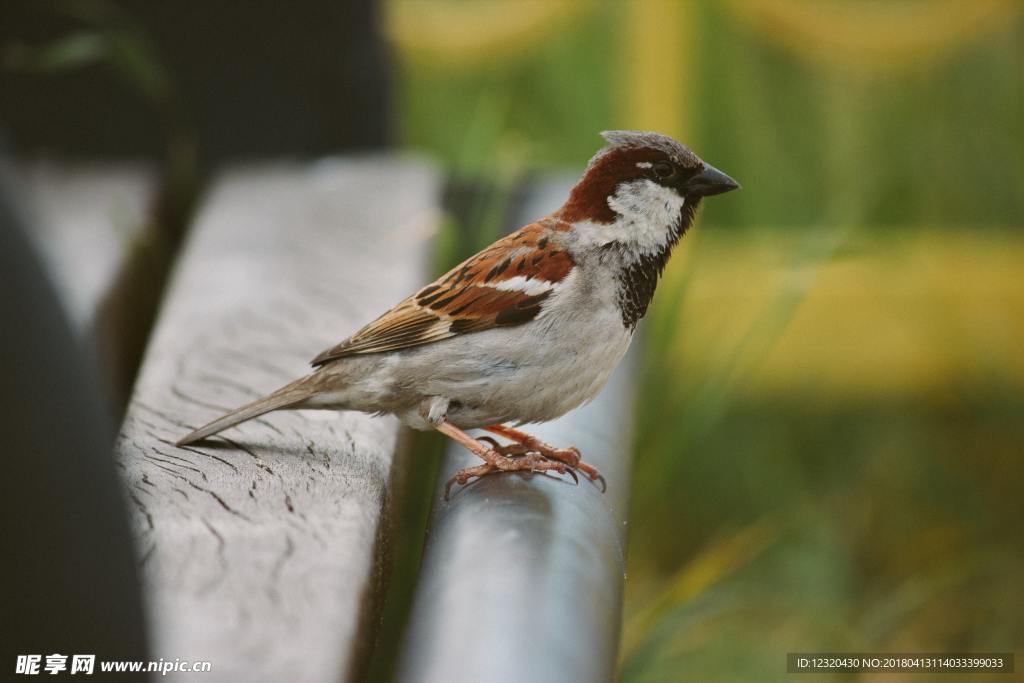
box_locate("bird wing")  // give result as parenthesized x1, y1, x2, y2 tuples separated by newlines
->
(310, 217, 575, 366)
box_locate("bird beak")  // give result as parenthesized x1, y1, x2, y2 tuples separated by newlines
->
(685, 164, 740, 197)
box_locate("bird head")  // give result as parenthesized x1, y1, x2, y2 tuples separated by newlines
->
(559, 131, 738, 253)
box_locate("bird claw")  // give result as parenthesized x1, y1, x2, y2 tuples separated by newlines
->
(541, 445, 606, 492)
(444, 432, 602, 500)
(443, 448, 581, 500)
(516, 453, 581, 487)
(443, 465, 491, 500)
(494, 443, 579, 484)
(571, 463, 606, 492)
(443, 477, 456, 501)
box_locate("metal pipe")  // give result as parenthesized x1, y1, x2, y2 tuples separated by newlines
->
(396, 178, 635, 683)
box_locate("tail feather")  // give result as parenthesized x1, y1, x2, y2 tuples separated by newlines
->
(175, 377, 314, 447)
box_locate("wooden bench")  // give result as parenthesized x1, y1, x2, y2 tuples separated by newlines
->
(116, 157, 439, 681)
(26, 160, 635, 681)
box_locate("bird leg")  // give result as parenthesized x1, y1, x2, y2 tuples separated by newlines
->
(476, 436, 531, 458)
(483, 424, 607, 492)
(434, 420, 577, 499)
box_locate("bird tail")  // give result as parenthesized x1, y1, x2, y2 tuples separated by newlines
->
(175, 375, 316, 447)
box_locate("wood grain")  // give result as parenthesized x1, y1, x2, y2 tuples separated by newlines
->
(117, 158, 439, 682)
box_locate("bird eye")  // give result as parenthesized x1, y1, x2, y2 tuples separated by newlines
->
(653, 161, 674, 179)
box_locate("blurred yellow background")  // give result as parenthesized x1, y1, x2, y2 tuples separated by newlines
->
(667, 230, 1024, 398)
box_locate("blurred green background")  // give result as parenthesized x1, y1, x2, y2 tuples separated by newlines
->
(389, 0, 1024, 680)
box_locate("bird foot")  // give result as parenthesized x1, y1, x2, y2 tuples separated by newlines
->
(444, 444, 578, 500)
(481, 436, 602, 493)
(538, 445, 607, 492)
(478, 435, 607, 492)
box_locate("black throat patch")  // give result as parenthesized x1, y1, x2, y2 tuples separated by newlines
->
(614, 198, 700, 330)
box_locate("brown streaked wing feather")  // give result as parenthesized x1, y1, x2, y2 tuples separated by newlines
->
(309, 297, 448, 364)
(311, 217, 574, 366)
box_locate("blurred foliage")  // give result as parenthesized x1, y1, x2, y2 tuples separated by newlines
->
(391, 0, 1024, 680)
(2, 0, 198, 240)
(1, 0, 181, 126)
(395, 0, 1024, 228)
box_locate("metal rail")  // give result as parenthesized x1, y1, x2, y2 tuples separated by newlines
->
(397, 177, 635, 683)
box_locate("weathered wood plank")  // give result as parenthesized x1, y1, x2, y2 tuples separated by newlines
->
(396, 177, 636, 683)
(16, 161, 157, 331)
(117, 158, 440, 682)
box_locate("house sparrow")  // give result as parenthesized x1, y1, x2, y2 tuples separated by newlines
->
(177, 131, 739, 497)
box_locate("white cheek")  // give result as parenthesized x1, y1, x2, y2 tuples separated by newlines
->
(605, 179, 685, 253)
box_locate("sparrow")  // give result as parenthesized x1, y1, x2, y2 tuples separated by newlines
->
(176, 131, 739, 497)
